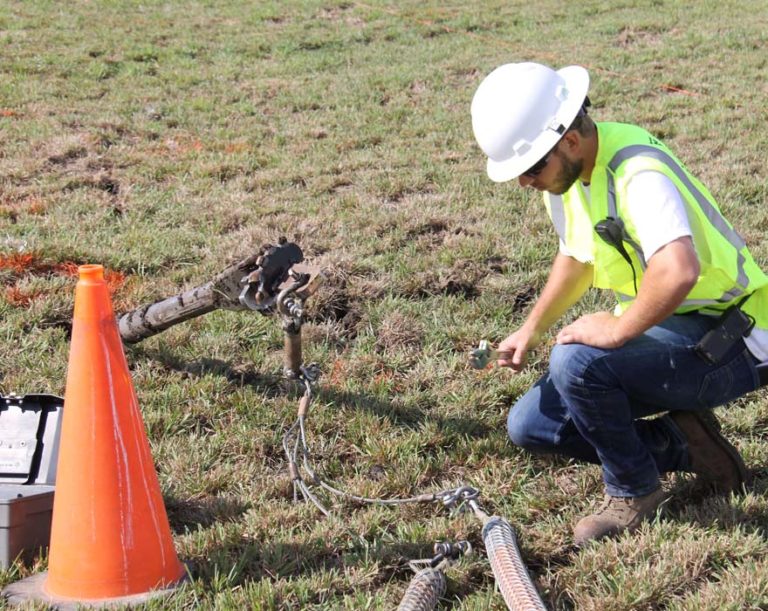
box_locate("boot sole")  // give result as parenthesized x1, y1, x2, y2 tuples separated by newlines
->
(672, 410, 749, 491)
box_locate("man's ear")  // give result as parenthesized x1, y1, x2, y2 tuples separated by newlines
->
(560, 129, 581, 154)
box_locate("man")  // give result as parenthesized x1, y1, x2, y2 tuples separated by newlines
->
(470, 62, 768, 545)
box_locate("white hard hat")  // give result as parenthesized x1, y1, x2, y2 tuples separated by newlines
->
(471, 62, 590, 183)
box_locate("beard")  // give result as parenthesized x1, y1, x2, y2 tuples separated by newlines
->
(548, 149, 584, 195)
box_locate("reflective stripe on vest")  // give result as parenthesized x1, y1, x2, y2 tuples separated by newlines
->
(549, 142, 752, 308)
(617, 287, 745, 308)
(607, 144, 749, 291)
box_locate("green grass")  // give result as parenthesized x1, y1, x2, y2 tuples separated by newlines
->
(2, 0, 768, 608)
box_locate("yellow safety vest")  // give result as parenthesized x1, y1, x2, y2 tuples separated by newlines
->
(544, 122, 768, 327)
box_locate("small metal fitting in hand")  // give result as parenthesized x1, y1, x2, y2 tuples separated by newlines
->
(469, 341, 516, 369)
(469, 340, 496, 369)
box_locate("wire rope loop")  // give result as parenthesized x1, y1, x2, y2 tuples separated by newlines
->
(299, 363, 321, 386)
(441, 485, 480, 512)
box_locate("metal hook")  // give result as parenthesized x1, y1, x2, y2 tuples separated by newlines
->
(441, 486, 480, 514)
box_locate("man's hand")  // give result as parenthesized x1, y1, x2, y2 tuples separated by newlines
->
(554, 237, 700, 349)
(494, 253, 593, 372)
(556, 311, 624, 349)
(497, 327, 542, 371)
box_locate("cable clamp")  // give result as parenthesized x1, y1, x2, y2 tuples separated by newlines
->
(441, 485, 480, 514)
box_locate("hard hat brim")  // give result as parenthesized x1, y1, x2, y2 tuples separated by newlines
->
(485, 65, 590, 183)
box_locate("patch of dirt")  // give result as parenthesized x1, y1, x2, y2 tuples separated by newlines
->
(384, 186, 414, 205)
(408, 80, 427, 97)
(165, 493, 250, 533)
(46, 142, 88, 166)
(404, 219, 448, 240)
(305, 266, 363, 337)
(318, 4, 363, 26)
(63, 172, 120, 195)
(366, 464, 386, 481)
(0, 194, 48, 222)
(35, 133, 126, 199)
(335, 134, 382, 152)
(0, 253, 126, 307)
(33, 314, 73, 338)
(200, 162, 241, 183)
(372, 218, 468, 255)
(512, 285, 537, 312)
(450, 66, 481, 84)
(323, 176, 353, 194)
(398, 260, 486, 300)
(616, 26, 668, 48)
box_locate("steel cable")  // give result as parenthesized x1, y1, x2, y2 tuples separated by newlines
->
(283, 375, 463, 508)
(284, 371, 548, 610)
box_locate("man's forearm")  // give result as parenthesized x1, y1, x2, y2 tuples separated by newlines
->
(524, 253, 593, 334)
(612, 239, 699, 343)
(557, 237, 700, 349)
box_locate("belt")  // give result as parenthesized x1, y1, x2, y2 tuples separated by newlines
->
(758, 364, 768, 387)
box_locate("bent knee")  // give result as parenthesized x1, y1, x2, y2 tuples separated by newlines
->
(506, 406, 533, 448)
(549, 342, 604, 390)
(506, 403, 553, 453)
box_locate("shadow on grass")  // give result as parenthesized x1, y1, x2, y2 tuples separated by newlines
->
(131, 344, 287, 398)
(165, 493, 252, 534)
(135, 344, 495, 439)
(185, 534, 495, 607)
(661, 467, 768, 537)
(315, 385, 494, 440)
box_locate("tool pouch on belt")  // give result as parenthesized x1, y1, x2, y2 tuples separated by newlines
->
(694, 302, 755, 365)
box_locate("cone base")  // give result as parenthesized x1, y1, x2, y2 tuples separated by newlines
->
(3, 571, 186, 609)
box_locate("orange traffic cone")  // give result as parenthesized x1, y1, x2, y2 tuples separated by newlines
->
(5, 265, 185, 606)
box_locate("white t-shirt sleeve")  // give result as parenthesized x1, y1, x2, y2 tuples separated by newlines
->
(624, 171, 693, 260)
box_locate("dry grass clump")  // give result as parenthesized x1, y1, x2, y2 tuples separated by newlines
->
(374, 310, 424, 354)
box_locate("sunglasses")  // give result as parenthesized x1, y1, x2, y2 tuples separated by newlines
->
(522, 141, 560, 178)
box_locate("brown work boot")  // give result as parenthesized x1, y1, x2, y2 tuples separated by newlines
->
(668, 410, 747, 493)
(573, 487, 667, 546)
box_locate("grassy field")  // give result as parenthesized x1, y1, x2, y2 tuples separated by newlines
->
(2, 0, 768, 608)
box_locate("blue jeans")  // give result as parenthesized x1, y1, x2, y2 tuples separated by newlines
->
(507, 313, 759, 497)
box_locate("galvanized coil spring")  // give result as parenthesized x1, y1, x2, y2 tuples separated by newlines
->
(397, 567, 446, 611)
(482, 517, 546, 611)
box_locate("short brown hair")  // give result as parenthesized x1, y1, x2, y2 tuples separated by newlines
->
(567, 112, 595, 137)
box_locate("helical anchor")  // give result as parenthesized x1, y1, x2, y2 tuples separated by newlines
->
(466, 494, 546, 611)
(397, 541, 471, 611)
